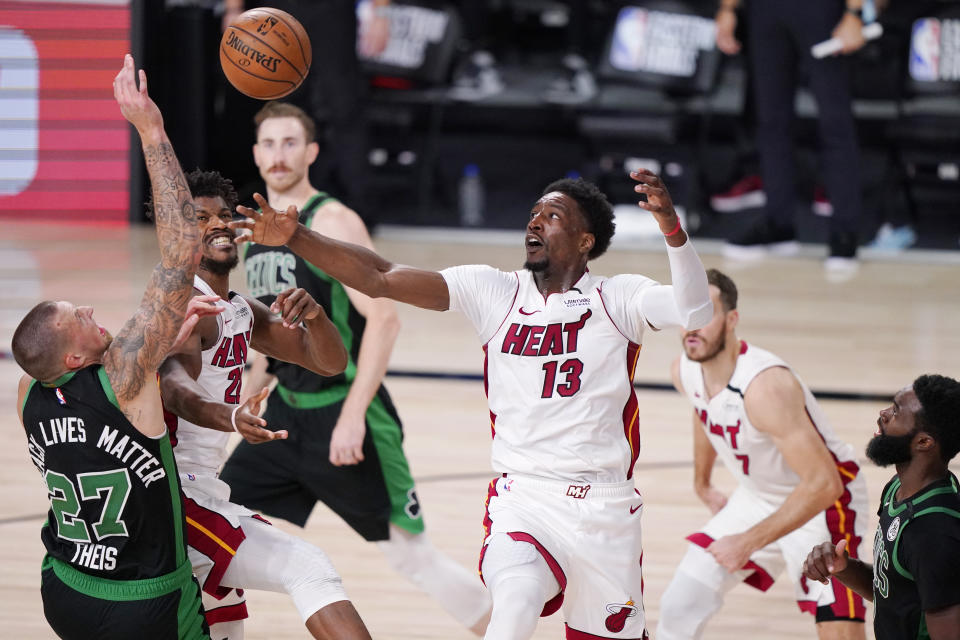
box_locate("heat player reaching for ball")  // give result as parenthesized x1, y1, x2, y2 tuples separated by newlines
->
(227, 167, 712, 640)
(657, 269, 869, 640)
(154, 169, 372, 640)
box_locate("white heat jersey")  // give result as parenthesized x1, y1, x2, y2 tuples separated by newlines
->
(442, 265, 661, 483)
(171, 276, 253, 476)
(679, 341, 859, 502)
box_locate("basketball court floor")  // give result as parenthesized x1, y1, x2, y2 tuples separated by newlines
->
(2, 220, 958, 639)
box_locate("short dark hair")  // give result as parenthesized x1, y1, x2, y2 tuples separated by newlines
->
(145, 168, 238, 221)
(707, 268, 738, 311)
(12, 301, 68, 381)
(254, 101, 316, 143)
(913, 374, 960, 462)
(541, 178, 616, 259)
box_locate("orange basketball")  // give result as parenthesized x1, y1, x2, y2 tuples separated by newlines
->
(220, 7, 311, 100)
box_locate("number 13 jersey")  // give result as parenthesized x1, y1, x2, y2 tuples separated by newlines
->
(442, 266, 659, 484)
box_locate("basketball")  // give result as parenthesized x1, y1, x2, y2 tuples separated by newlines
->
(220, 7, 311, 100)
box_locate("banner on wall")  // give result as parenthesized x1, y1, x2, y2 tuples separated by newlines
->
(0, 0, 130, 223)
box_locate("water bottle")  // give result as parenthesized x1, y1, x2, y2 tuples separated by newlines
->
(458, 163, 485, 227)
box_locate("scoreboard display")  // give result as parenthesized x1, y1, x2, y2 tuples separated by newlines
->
(0, 0, 131, 223)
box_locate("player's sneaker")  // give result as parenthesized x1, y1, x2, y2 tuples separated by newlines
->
(448, 50, 504, 102)
(709, 174, 766, 212)
(866, 223, 916, 251)
(824, 230, 859, 279)
(542, 54, 597, 105)
(812, 186, 833, 217)
(723, 219, 799, 259)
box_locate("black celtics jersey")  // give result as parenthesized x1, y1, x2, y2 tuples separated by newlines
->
(872, 472, 960, 640)
(243, 192, 372, 396)
(21, 366, 187, 580)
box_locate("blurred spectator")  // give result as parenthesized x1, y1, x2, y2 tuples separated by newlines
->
(222, 0, 390, 227)
(718, 0, 871, 271)
(448, 1, 596, 105)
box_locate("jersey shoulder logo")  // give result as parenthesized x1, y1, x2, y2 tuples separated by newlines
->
(886, 515, 901, 541)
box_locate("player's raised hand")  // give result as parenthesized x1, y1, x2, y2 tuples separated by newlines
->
(802, 539, 849, 585)
(113, 54, 162, 135)
(271, 287, 323, 328)
(231, 192, 299, 246)
(233, 387, 288, 444)
(631, 169, 680, 228)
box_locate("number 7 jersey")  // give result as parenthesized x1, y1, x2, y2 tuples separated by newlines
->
(678, 341, 860, 502)
(442, 265, 660, 484)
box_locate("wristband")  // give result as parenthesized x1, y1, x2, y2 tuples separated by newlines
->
(663, 218, 683, 237)
(230, 404, 241, 432)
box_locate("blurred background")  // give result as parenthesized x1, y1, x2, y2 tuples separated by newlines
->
(1, 3, 959, 638)
(1, 0, 958, 249)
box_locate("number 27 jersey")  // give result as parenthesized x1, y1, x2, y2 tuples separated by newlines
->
(442, 265, 659, 483)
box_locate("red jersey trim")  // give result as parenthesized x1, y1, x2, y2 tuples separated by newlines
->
(203, 600, 248, 626)
(565, 623, 648, 640)
(686, 532, 775, 592)
(183, 495, 247, 599)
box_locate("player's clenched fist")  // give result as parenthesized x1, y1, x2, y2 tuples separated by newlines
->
(802, 539, 849, 585)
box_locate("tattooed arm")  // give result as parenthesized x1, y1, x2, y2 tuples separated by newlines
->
(103, 55, 201, 436)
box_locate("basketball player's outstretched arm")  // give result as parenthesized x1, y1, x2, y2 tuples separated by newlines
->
(103, 55, 201, 435)
(247, 288, 347, 376)
(630, 170, 712, 331)
(232, 193, 450, 311)
(707, 367, 843, 571)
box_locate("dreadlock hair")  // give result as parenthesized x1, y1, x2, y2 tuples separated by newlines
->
(541, 177, 616, 259)
(913, 374, 960, 462)
(144, 168, 238, 221)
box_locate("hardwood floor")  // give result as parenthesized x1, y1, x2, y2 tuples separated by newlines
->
(3, 221, 958, 638)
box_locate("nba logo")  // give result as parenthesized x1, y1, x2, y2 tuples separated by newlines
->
(910, 18, 940, 82)
(55, 388, 66, 405)
(610, 7, 648, 72)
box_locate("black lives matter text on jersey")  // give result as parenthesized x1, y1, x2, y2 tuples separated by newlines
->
(95, 425, 167, 487)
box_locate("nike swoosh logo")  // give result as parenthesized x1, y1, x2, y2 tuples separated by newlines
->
(518, 307, 539, 315)
(629, 504, 642, 514)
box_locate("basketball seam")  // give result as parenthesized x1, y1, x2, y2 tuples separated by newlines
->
(220, 47, 297, 99)
(223, 25, 308, 84)
(263, 13, 311, 75)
